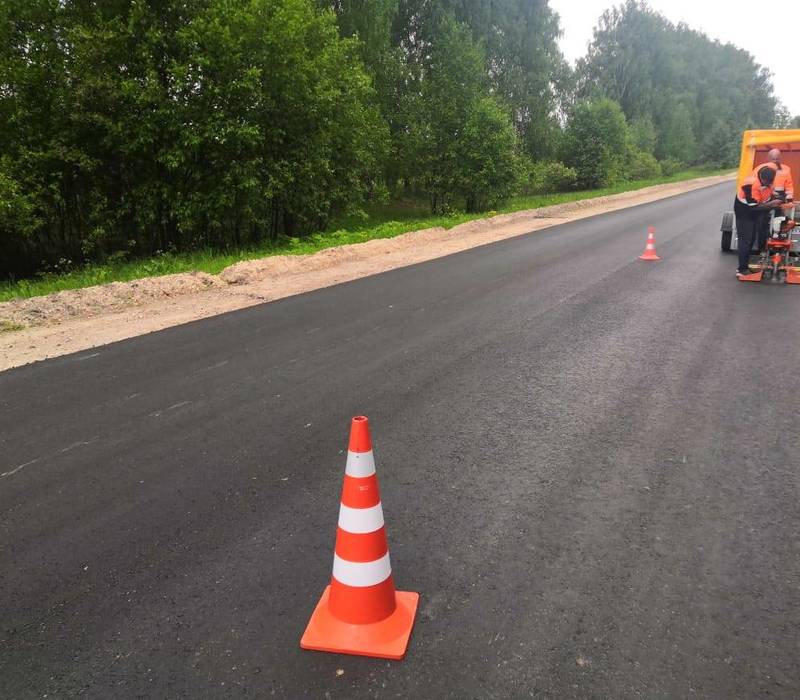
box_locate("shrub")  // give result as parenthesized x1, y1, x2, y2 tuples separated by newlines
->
(626, 149, 662, 180)
(659, 158, 684, 177)
(528, 161, 579, 193)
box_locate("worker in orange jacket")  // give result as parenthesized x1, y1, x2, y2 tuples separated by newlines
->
(734, 165, 783, 277)
(753, 149, 795, 257)
(764, 148, 794, 202)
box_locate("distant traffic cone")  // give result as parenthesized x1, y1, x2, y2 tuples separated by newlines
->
(300, 416, 419, 660)
(638, 226, 660, 261)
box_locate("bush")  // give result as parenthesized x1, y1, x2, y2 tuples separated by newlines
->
(659, 158, 684, 177)
(626, 149, 662, 180)
(527, 161, 578, 193)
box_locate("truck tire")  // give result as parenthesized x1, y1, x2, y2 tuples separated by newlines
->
(720, 212, 734, 252)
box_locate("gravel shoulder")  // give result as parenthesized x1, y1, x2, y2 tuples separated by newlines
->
(0, 173, 733, 371)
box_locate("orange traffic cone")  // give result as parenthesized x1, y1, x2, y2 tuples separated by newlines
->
(638, 226, 660, 261)
(300, 416, 419, 660)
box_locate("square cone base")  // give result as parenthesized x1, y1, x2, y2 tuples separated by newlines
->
(300, 586, 419, 660)
(638, 253, 660, 261)
(786, 268, 800, 284)
(738, 269, 764, 282)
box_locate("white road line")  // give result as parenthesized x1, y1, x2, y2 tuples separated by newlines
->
(194, 360, 228, 374)
(150, 401, 191, 418)
(73, 352, 100, 362)
(1, 436, 100, 479)
(1, 458, 41, 478)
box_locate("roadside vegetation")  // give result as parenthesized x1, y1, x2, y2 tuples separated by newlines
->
(0, 167, 725, 302)
(1, 0, 794, 296)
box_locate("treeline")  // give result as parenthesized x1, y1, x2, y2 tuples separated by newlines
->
(0, 0, 790, 278)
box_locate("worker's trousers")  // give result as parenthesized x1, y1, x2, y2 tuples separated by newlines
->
(735, 211, 765, 273)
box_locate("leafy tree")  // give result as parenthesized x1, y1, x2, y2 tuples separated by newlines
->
(456, 96, 521, 211)
(396, 0, 569, 160)
(629, 115, 658, 154)
(561, 98, 629, 189)
(657, 102, 696, 163)
(400, 14, 519, 213)
(0, 0, 388, 277)
(578, 1, 778, 166)
(450, 0, 570, 159)
(697, 119, 740, 169)
(171, 0, 389, 239)
(774, 104, 792, 129)
(318, 0, 406, 181)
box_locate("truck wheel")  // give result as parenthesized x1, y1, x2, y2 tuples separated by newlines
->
(721, 212, 734, 252)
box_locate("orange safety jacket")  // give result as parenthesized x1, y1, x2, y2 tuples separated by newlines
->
(737, 166, 776, 208)
(762, 162, 794, 201)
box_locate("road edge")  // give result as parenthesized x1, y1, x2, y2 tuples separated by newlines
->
(0, 173, 734, 371)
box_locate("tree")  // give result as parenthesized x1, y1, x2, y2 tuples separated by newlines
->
(0, 0, 389, 277)
(455, 96, 521, 212)
(172, 0, 389, 239)
(399, 14, 519, 213)
(561, 98, 629, 189)
(319, 0, 406, 181)
(697, 118, 740, 169)
(657, 103, 696, 163)
(577, 1, 778, 166)
(389, 0, 569, 163)
(629, 115, 658, 154)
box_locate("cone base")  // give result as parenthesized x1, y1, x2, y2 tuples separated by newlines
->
(738, 269, 763, 282)
(786, 268, 800, 284)
(300, 585, 419, 660)
(638, 253, 660, 261)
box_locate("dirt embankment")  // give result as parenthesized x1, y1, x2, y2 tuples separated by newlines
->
(0, 173, 733, 370)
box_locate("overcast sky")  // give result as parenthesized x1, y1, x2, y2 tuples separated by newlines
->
(549, 0, 800, 116)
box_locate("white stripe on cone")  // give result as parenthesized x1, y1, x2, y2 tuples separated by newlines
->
(345, 450, 376, 477)
(338, 503, 385, 534)
(332, 552, 392, 587)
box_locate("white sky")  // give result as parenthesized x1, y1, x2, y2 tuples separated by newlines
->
(549, 0, 800, 116)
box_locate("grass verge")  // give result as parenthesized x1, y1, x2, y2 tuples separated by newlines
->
(0, 320, 25, 332)
(0, 168, 729, 302)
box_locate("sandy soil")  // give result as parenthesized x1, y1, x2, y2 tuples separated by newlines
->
(0, 173, 733, 370)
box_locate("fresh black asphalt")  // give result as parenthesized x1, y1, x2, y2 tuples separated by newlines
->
(2, 182, 799, 698)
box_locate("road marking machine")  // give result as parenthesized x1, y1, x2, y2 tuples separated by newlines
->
(720, 129, 800, 283)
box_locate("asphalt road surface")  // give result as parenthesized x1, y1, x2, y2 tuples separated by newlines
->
(2, 182, 799, 699)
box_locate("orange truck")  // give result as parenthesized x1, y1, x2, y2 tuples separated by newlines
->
(721, 129, 800, 283)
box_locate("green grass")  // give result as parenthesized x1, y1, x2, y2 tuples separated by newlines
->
(498, 168, 729, 213)
(0, 320, 25, 332)
(0, 168, 729, 303)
